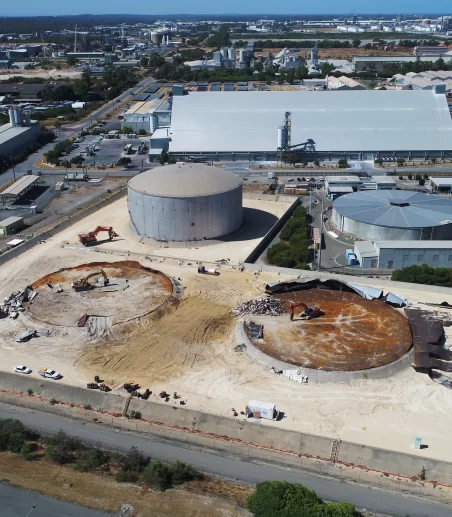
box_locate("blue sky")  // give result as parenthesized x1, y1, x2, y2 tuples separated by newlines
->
(2, 1, 451, 16)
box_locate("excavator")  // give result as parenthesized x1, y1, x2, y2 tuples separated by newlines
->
(72, 270, 110, 291)
(78, 226, 117, 246)
(283, 301, 321, 321)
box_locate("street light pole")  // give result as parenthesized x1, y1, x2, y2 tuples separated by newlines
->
(25, 505, 37, 517)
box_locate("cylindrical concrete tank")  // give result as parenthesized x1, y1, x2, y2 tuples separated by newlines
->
(25, 111, 31, 126)
(8, 108, 15, 126)
(14, 108, 22, 126)
(228, 48, 235, 60)
(213, 51, 222, 64)
(221, 47, 229, 57)
(239, 49, 246, 62)
(277, 126, 287, 149)
(332, 191, 452, 241)
(128, 163, 243, 242)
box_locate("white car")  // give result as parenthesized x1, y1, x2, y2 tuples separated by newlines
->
(14, 365, 31, 374)
(39, 368, 61, 380)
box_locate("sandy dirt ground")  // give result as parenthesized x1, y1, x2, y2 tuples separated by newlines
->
(1, 196, 452, 462)
(0, 68, 83, 81)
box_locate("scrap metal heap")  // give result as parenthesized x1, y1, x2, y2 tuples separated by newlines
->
(232, 298, 285, 317)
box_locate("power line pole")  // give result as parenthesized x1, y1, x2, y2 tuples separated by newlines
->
(318, 178, 326, 270)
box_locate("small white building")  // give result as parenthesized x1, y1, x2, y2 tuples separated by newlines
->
(326, 176, 363, 199)
(431, 177, 452, 192)
(246, 400, 278, 420)
(371, 176, 397, 190)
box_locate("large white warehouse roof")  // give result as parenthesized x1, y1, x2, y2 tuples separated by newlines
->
(169, 90, 452, 153)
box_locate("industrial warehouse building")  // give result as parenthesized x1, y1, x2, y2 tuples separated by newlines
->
(0, 108, 41, 157)
(168, 89, 452, 161)
(354, 240, 452, 269)
(128, 163, 243, 242)
(332, 191, 452, 241)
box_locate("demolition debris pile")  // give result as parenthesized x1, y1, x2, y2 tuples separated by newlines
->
(233, 298, 285, 317)
(2, 286, 37, 319)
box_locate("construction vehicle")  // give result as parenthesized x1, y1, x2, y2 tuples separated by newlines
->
(198, 265, 220, 276)
(78, 226, 117, 246)
(284, 301, 321, 321)
(72, 270, 109, 291)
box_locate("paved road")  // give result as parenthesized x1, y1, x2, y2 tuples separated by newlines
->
(0, 483, 110, 517)
(0, 405, 451, 517)
(1, 75, 157, 186)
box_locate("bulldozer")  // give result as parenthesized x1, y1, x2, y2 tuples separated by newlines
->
(283, 301, 321, 321)
(72, 270, 110, 292)
(78, 226, 117, 246)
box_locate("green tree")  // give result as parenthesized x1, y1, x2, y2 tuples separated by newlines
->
(67, 55, 77, 66)
(140, 56, 149, 68)
(158, 151, 169, 165)
(352, 38, 362, 48)
(396, 157, 405, 166)
(419, 178, 425, 186)
(117, 157, 131, 167)
(338, 158, 348, 168)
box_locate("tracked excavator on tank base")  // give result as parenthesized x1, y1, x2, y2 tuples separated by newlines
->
(72, 270, 110, 292)
(282, 301, 321, 321)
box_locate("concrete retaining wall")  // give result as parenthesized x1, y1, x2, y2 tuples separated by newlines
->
(244, 196, 300, 264)
(243, 262, 452, 296)
(1, 370, 451, 486)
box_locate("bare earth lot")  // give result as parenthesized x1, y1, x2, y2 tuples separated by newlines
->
(1, 195, 452, 464)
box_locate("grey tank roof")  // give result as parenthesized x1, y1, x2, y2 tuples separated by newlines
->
(128, 163, 242, 198)
(333, 190, 452, 229)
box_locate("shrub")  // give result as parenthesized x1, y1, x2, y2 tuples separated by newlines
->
(392, 264, 452, 287)
(419, 178, 425, 186)
(338, 158, 348, 168)
(247, 481, 360, 517)
(415, 174, 422, 181)
(49, 398, 58, 405)
(171, 461, 203, 485)
(27, 389, 33, 396)
(408, 173, 412, 180)
(20, 442, 37, 461)
(130, 410, 142, 419)
(74, 448, 108, 472)
(0, 419, 27, 453)
(116, 470, 139, 483)
(142, 460, 172, 491)
(399, 176, 404, 180)
(84, 404, 92, 410)
(120, 446, 148, 473)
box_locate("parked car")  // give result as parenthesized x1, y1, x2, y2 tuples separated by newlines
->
(14, 365, 31, 374)
(39, 368, 61, 380)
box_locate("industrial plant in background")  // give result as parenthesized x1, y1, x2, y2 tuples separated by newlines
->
(0, 106, 41, 158)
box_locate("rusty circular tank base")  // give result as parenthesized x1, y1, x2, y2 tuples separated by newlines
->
(247, 289, 412, 372)
(27, 260, 173, 327)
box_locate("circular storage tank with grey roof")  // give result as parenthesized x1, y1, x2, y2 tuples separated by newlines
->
(128, 163, 243, 241)
(332, 190, 452, 241)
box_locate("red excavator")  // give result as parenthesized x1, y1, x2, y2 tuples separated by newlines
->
(78, 226, 117, 246)
(283, 301, 321, 321)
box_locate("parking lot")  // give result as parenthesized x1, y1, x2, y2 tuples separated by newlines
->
(62, 134, 150, 169)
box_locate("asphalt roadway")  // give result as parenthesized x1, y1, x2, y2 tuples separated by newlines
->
(1, 483, 110, 517)
(0, 404, 451, 517)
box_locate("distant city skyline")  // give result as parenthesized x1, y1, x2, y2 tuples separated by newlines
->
(2, 1, 452, 17)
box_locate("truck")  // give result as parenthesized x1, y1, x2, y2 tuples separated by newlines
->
(345, 249, 354, 259)
(347, 253, 359, 266)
